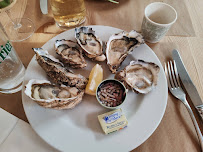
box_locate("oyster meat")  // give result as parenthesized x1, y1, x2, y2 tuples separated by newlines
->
(115, 60, 160, 94)
(55, 39, 87, 68)
(75, 27, 106, 61)
(24, 79, 84, 109)
(33, 48, 88, 89)
(106, 30, 144, 73)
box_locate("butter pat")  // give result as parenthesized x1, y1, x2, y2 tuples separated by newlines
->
(98, 108, 128, 134)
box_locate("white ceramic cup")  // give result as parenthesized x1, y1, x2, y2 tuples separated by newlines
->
(141, 2, 177, 43)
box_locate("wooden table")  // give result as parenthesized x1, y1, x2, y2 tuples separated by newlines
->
(0, 0, 202, 151)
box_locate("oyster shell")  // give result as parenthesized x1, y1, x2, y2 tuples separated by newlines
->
(115, 60, 160, 94)
(55, 39, 87, 68)
(33, 48, 88, 89)
(106, 30, 144, 73)
(75, 27, 106, 61)
(24, 79, 84, 109)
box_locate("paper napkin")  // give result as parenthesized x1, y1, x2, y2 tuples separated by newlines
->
(0, 108, 58, 152)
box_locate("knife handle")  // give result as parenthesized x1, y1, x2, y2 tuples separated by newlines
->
(196, 106, 203, 120)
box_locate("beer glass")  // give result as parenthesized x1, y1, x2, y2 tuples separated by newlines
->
(50, 0, 86, 28)
(0, 23, 25, 94)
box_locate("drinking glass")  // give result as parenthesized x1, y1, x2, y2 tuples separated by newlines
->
(141, 2, 177, 43)
(0, 23, 25, 94)
(49, 0, 86, 29)
(0, 0, 35, 42)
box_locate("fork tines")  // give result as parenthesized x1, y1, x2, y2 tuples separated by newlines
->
(165, 60, 181, 89)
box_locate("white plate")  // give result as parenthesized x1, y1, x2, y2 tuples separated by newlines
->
(22, 25, 168, 152)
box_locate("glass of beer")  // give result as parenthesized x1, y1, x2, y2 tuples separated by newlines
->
(0, 23, 25, 94)
(49, 0, 86, 29)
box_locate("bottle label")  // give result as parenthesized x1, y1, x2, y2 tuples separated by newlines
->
(0, 41, 12, 64)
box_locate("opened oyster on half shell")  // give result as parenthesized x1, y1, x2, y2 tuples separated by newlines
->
(55, 39, 87, 68)
(75, 27, 106, 61)
(33, 48, 88, 89)
(115, 60, 160, 94)
(106, 30, 144, 73)
(24, 79, 84, 109)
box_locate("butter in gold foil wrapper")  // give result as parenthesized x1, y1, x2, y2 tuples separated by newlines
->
(98, 108, 128, 134)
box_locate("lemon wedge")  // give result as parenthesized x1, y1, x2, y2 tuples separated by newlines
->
(85, 64, 103, 95)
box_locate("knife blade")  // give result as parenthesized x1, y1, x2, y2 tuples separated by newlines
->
(172, 49, 203, 120)
(40, 0, 48, 15)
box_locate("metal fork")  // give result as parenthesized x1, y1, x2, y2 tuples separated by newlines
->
(165, 60, 203, 150)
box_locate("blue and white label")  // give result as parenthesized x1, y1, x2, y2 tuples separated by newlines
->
(104, 111, 121, 124)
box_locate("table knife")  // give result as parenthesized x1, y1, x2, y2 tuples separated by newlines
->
(172, 49, 203, 120)
(40, 0, 48, 15)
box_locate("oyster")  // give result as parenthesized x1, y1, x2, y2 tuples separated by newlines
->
(33, 48, 88, 89)
(106, 30, 144, 73)
(115, 60, 160, 94)
(55, 39, 87, 68)
(75, 27, 106, 61)
(24, 79, 84, 109)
